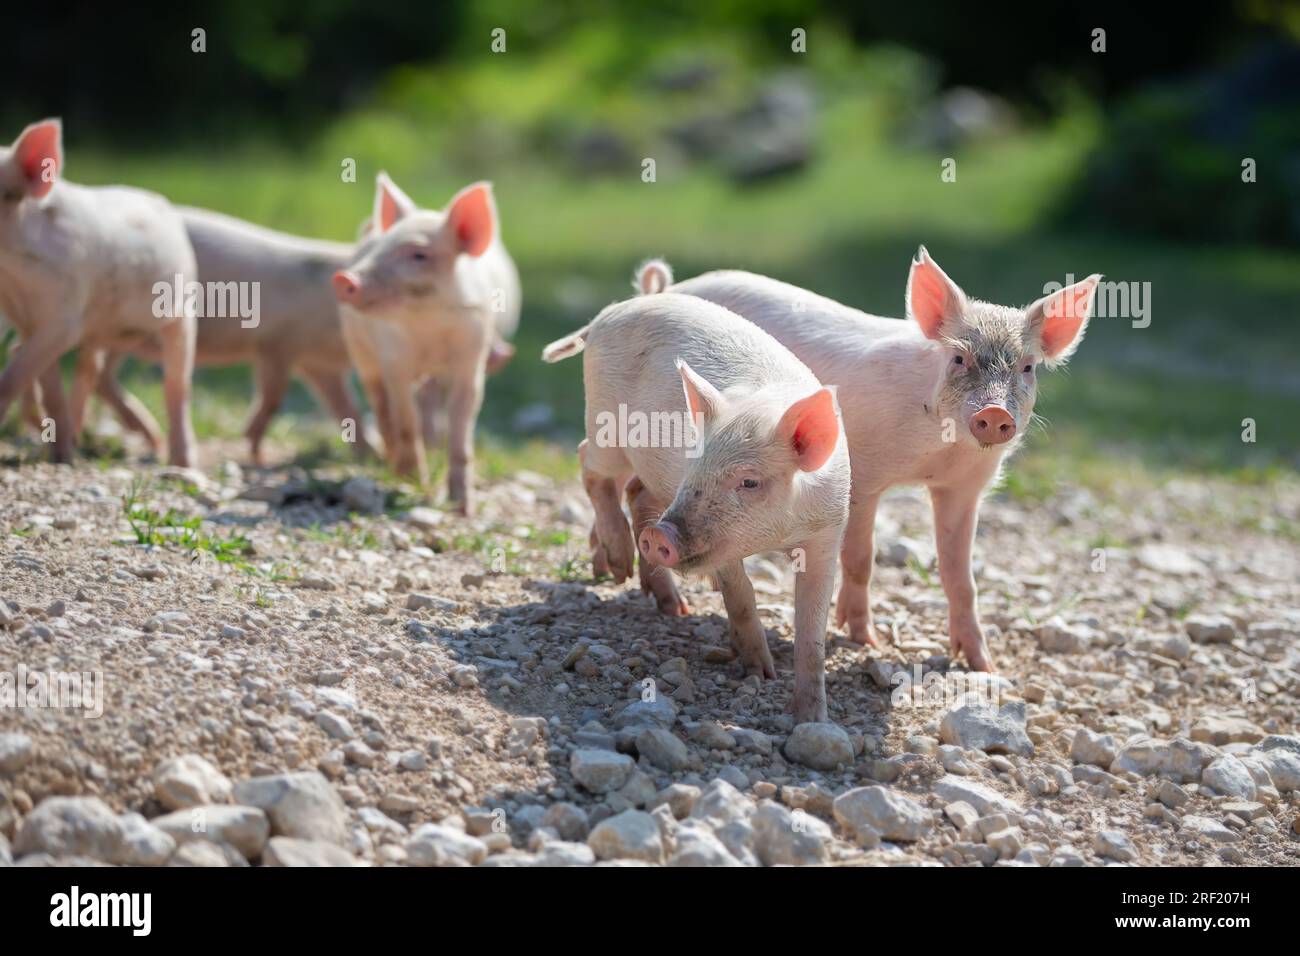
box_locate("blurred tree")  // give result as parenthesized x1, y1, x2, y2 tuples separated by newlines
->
(2, 1, 464, 143)
(2, 0, 1289, 143)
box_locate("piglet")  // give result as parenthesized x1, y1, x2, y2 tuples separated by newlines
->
(335, 174, 520, 514)
(0, 118, 196, 465)
(56, 199, 520, 466)
(542, 292, 850, 723)
(642, 252, 1099, 671)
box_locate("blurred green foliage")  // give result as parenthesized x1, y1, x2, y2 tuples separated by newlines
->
(2, 4, 1298, 491)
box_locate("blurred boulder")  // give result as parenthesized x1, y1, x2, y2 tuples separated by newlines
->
(900, 86, 1017, 151)
(664, 72, 815, 184)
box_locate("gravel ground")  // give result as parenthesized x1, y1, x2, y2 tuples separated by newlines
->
(1, 443, 1298, 868)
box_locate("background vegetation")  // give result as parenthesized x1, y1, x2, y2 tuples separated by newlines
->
(3, 1, 1298, 497)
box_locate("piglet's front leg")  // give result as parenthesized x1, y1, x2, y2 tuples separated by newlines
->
(930, 482, 994, 672)
(715, 561, 775, 680)
(790, 529, 839, 724)
(444, 369, 484, 517)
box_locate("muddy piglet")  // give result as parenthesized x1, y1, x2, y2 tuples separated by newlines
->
(543, 292, 850, 723)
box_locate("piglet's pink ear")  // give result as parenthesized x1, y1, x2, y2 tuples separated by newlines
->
(447, 182, 496, 257)
(778, 387, 840, 472)
(676, 358, 723, 424)
(372, 171, 416, 234)
(1025, 273, 1101, 363)
(14, 118, 62, 199)
(906, 246, 966, 340)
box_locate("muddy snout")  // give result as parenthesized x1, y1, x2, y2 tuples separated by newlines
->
(969, 405, 1016, 444)
(639, 520, 680, 568)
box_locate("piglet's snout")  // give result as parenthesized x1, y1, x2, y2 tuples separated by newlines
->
(332, 270, 362, 303)
(969, 405, 1016, 444)
(639, 521, 680, 568)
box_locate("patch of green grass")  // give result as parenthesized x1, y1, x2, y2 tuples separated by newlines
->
(120, 478, 258, 572)
(905, 554, 934, 587)
(301, 521, 382, 551)
(555, 552, 589, 582)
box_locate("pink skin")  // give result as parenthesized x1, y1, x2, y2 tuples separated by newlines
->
(544, 293, 850, 723)
(337, 174, 519, 514)
(969, 405, 1015, 444)
(626, 476, 690, 616)
(639, 520, 680, 567)
(654, 253, 1100, 673)
(0, 118, 197, 466)
(46, 198, 518, 466)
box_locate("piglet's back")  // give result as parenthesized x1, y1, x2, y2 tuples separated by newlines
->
(583, 292, 821, 402)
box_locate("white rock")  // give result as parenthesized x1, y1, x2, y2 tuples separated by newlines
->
(570, 748, 634, 794)
(118, 812, 178, 865)
(691, 722, 737, 751)
(152, 805, 270, 860)
(315, 711, 356, 741)
(1256, 749, 1300, 792)
(152, 754, 233, 810)
(1258, 735, 1300, 757)
(1109, 737, 1211, 782)
(939, 698, 1033, 756)
(1157, 780, 1189, 808)
(650, 783, 701, 820)
(1201, 755, 1257, 800)
(752, 801, 831, 866)
(635, 727, 689, 772)
(944, 801, 979, 830)
(833, 786, 933, 843)
(1190, 716, 1264, 745)
(614, 697, 678, 731)
(263, 837, 358, 866)
(1070, 728, 1118, 769)
(986, 827, 1023, 859)
(731, 728, 774, 755)
(932, 775, 1021, 815)
(1036, 617, 1093, 654)
(232, 771, 350, 845)
(405, 824, 488, 866)
(0, 733, 34, 774)
(1094, 830, 1138, 862)
(1180, 815, 1241, 843)
(358, 806, 408, 838)
(169, 840, 248, 867)
(587, 810, 664, 863)
(15, 797, 174, 866)
(1132, 631, 1191, 660)
(1136, 544, 1206, 576)
(712, 819, 760, 867)
(1185, 614, 1235, 643)
(667, 820, 744, 866)
(540, 802, 590, 842)
(689, 779, 755, 830)
(783, 722, 854, 770)
(537, 841, 595, 866)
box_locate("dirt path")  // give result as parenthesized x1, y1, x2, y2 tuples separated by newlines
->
(1, 449, 1297, 867)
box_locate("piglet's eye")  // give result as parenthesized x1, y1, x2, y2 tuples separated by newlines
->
(740, 478, 760, 490)
(1023, 363, 1034, 373)
(952, 355, 963, 366)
